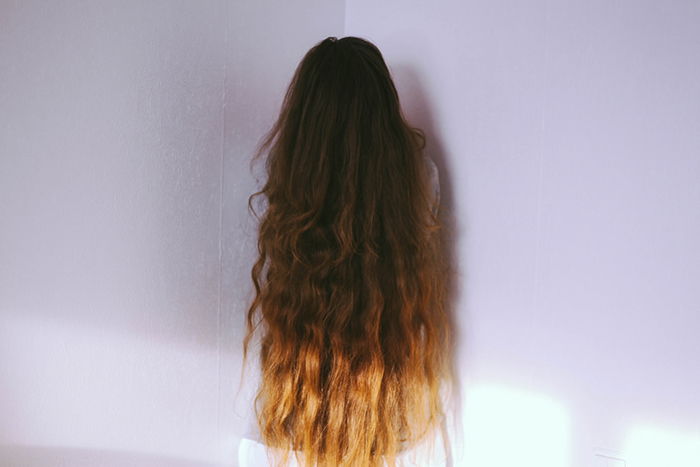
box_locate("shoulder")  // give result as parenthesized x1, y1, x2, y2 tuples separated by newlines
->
(423, 156, 440, 215)
(238, 431, 449, 467)
(424, 155, 438, 183)
(238, 437, 305, 467)
(396, 417, 450, 467)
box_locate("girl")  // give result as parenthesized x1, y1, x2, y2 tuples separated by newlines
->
(240, 36, 451, 467)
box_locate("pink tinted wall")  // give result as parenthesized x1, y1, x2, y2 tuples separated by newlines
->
(0, 1, 343, 465)
(346, 1, 700, 466)
(3, 1, 698, 466)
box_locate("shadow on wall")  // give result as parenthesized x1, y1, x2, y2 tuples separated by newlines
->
(391, 62, 468, 459)
(387, 63, 700, 467)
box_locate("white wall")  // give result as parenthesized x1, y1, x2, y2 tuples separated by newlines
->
(3, 1, 698, 466)
(0, 1, 343, 465)
(345, 1, 700, 466)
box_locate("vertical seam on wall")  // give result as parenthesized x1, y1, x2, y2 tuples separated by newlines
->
(343, 0, 348, 35)
(530, 0, 551, 388)
(217, 0, 230, 443)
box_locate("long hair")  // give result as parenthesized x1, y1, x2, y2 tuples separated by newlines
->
(242, 36, 451, 467)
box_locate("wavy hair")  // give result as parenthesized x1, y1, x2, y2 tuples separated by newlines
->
(242, 36, 451, 467)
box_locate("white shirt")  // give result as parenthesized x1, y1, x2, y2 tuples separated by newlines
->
(424, 155, 441, 216)
(238, 419, 450, 466)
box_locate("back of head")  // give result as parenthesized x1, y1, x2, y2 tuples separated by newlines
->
(243, 36, 450, 467)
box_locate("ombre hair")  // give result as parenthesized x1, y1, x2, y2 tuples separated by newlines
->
(242, 36, 451, 467)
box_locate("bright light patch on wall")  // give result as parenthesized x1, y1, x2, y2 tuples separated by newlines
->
(459, 383, 571, 467)
(622, 425, 700, 467)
